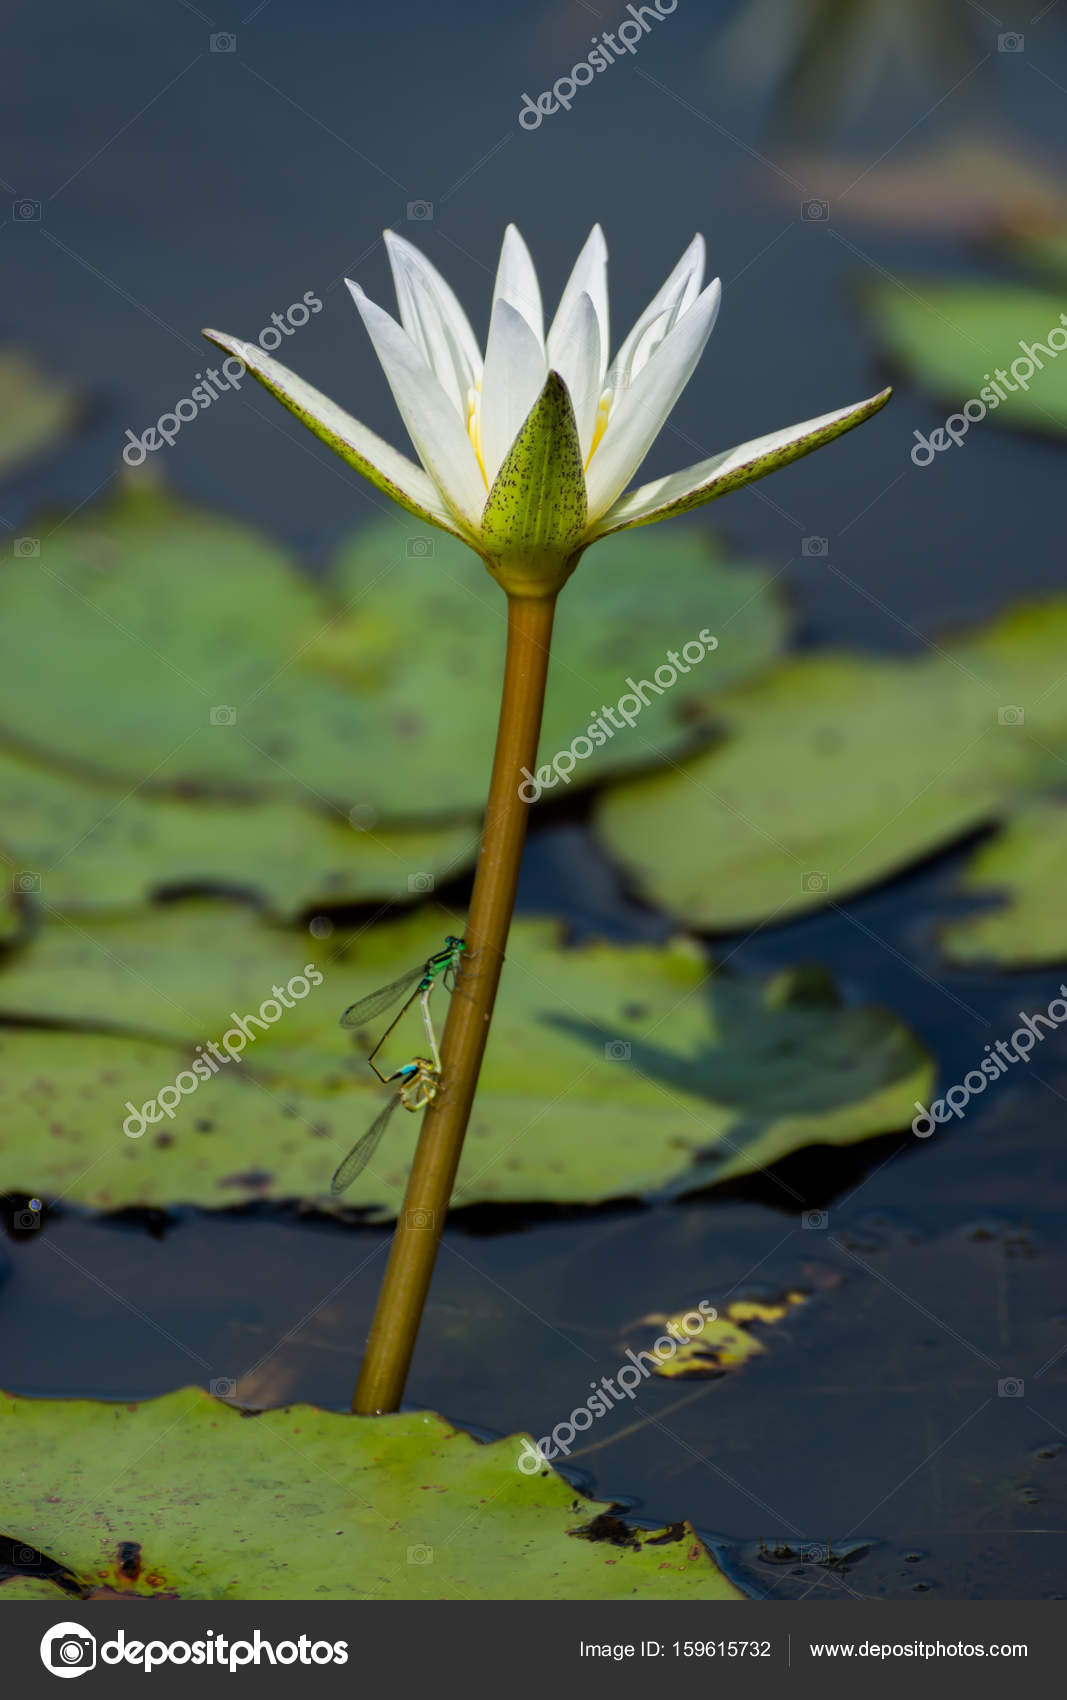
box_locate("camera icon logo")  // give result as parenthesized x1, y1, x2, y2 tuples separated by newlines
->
(997, 705, 1024, 726)
(997, 1377, 1024, 1397)
(210, 1377, 237, 1397)
(14, 538, 41, 558)
(14, 1198, 43, 1231)
(801, 537, 828, 556)
(408, 872, 435, 893)
(210, 705, 237, 726)
(604, 1040, 631, 1060)
(802, 1209, 829, 1230)
(404, 1207, 435, 1230)
(802, 871, 829, 894)
(13, 871, 41, 894)
(801, 200, 830, 221)
(40, 1622, 97, 1678)
(13, 198, 42, 222)
(407, 200, 434, 222)
(407, 1544, 434, 1564)
(998, 32, 1024, 52)
(210, 32, 237, 51)
(406, 537, 435, 558)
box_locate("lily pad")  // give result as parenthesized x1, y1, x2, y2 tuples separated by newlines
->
(0, 744, 475, 919)
(941, 802, 1067, 967)
(634, 1293, 808, 1378)
(864, 279, 1067, 434)
(0, 906, 932, 1213)
(311, 517, 788, 798)
(0, 348, 82, 479)
(0, 485, 784, 821)
(0, 1387, 742, 1600)
(595, 600, 1067, 929)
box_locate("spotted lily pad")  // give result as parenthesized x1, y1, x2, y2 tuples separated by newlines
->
(941, 802, 1067, 967)
(313, 519, 787, 799)
(0, 1387, 742, 1600)
(864, 279, 1067, 435)
(0, 485, 784, 821)
(0, 906, 932, 1214)
(0, 348, 82, 479)
(595, 600, 1067, 928)
(0, 744, 475, 920)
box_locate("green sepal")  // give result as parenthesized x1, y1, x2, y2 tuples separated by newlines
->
(479, 373, 588, 596)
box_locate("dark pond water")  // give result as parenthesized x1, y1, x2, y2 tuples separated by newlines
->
(3, 0, 1067, 1599)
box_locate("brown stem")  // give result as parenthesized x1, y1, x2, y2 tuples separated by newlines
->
(353, 591, 558, 1413)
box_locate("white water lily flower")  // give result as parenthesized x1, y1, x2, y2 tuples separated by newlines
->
(204, 225, 889, 595)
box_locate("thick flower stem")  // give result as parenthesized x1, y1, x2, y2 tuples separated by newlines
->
(353, 591, 558, 1414)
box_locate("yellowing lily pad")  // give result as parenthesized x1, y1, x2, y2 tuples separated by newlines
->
(0, 1387, 743, 1600)
(633, 1293, 808, 1378)
(0, 348, 82, 478)
(0, 907, 932, 1214)
(941, 802, 1067, 967)
(595, 600, 1067, 929)
(864, 279, 1067, 434)
(0, 744, 475, 919)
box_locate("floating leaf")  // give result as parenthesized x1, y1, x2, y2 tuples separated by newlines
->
(634, 1293, 808, 1378)
(0, 349, 82, 479)
(0, 1387, 742, 1600)
(595, 601, 1067, 928)
(0, 744, 474, 919)
(0, 487, 784, 821)
(0, 907, 932, 1214)
(783, 137, 1067, 237)
(941, 802, 1067, 967)
(864, 279, 1067, 435)
(311, 517, 787, 799)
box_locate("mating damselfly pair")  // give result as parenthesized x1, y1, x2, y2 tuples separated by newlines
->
(329, 935, 466, 1194)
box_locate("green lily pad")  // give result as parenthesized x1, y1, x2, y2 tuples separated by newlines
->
(0, 485, 784, 821)
(0, 744, 475, 919)
(311, 517, 787, 799)
(595, 600, 1067, 929)
(0, 907, 932, 1214)
(0, 1387, 742, 1600)
(941, 802, 1067, 967)
(0, 348, 82, 479)
(1000, 226, 1067, 286)
(865, 279, 1067, 434)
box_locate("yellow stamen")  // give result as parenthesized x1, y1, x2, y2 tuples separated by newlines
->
(586, 391, 613, 469)
(467, 381, 488, 486)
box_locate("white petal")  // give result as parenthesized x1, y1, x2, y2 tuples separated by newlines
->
(347, 281, 487, 528)
(383, 232, 483, 417)
(585, 278, 722, 522)
(545, 291, 601, 462)
(591, 389, 894, 537)
(549, 225, 609, 389)
(609, 234, 706, 393)
(492, 224, 544, 348)
(201, 330, 468, 537)
(479, 297, 549, 487)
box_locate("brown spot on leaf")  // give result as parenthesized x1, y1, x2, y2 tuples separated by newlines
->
(567, 1512, 641, 1549)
